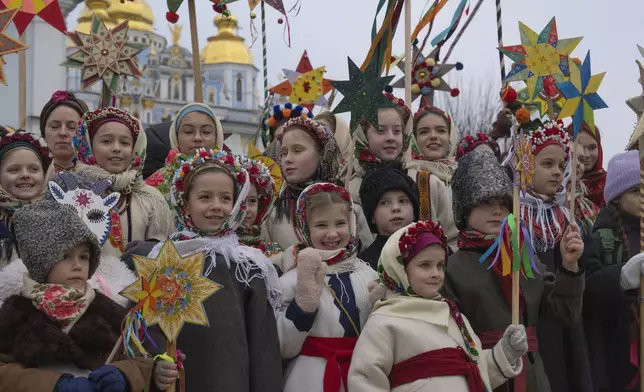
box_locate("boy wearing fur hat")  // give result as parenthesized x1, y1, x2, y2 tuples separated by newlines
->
(358, 165, 420, 269)
(445, 149, 585, 392)
(0, 201, 169, 392)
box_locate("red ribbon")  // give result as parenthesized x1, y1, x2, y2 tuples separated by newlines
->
(300, 336, 358, 392)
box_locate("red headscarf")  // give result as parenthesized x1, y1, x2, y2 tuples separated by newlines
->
(567, 124, 607, 207)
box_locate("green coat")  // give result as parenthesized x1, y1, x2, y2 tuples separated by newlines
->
(445, 249, 585, 392)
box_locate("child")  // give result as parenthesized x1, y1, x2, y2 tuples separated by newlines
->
(568, 124, 606, 207)
(569, 149, 599, 234)
(278, 182, 378, 392)
(73, 107, 174, 259)
(237, 156, 283, 269)
(446, 148, 585, 392)
(585, 150, 644, 392)
(123, 148, 283, 392)
(517, 120, 601, 392)
(0, 130, 51, 266)
(407, 104, 458, 185)
(314, 111, 354, 176)
(348, 220, 526, 391)
(0, 171, 136, 307)
(347, 88, 411, 205)
(263, 117, 373, 256)
(145, 102, 224, 218)
(0, 200, 163, 391)
(456, 132, 501, 162)
(39, 90, 88, 176)
(358, 164, 420, 269)
(263, 104, 314, 162)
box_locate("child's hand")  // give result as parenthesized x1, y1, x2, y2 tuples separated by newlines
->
(560, 223, 583, 270)
(367, 280, 387, 307)
(499, 324, 528, 365)
(154, 352, 186, 391)
(295, 248, 327, 313)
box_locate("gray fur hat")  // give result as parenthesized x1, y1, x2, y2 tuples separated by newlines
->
(452, 148, 512, 230)
(12, 200, 101, 283)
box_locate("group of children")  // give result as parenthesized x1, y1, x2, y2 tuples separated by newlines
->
(0, 86, 640, 392)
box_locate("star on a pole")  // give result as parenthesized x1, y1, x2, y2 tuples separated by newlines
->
(500, 17, 582, 103)
(62, 15, 147, 94)
(0, 8, 27, 86)
(269, 50, 333, 110)
(332, 57, 395, 131)
(626, 45, 644, 118)
(556, 51, 608, 137)
(0, 0, 67, 35)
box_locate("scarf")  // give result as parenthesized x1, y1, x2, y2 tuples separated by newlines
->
(520, 189, 570, 253)
(570, 182, 599, 234)
(169, 103, 224, 151)
(73, 108, 169, 237)
(578, 127, 607, 207)
(407, 152, 457, 185)
(458, 229, 526, 315)
(22, 275, 95, 333)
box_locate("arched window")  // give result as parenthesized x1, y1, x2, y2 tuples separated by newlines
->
(236, 75, 242, 102)
(174, 82, 180, 100)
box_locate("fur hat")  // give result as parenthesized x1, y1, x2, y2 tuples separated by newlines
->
(359, 163, 420, 232)
(452, 148, 512, 230)
(12, 200, 101, 283)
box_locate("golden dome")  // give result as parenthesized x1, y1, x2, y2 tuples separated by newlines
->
(201, 15, 254, 66)
(107, 0, 154, 32)
(75, 0, 114, 35)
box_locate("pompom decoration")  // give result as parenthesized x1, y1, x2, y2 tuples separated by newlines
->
(425, 58, 436, 67)
(385, 85, 393, 93)
(514, 107, 531, 124)
(411, 84, 420, 94)
(251, 12, 257, 19)
(278, 17, 284, 24)
(431, 79, 441, 88)
(501, 86, 518, 104)
(455, 62, 464, 71)
(166, 11, 179, 24)
(450, 88, 460, 97)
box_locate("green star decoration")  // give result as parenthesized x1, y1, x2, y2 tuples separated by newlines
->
(332, 57, 395, 131)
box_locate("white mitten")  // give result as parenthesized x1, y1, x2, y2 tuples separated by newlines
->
(499, 324, 528, 365)
(620, 253, 644, 290)
(368, 280, 387, 307)
(295, 248, 327, 313)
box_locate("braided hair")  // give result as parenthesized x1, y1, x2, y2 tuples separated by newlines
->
(607, 201, 631, 261)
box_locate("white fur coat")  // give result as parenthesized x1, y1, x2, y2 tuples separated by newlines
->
(0, 256, 137, 308)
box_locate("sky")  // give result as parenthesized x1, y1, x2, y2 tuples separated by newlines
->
(66, 0, 644, 164)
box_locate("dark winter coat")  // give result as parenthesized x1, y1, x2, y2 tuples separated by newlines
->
(585, 207, 640, 392)
(445, 249, 585, 392)
(122, 241, 284, 392)
(0, 292, 154, 392)
(359, 234, 389, 270)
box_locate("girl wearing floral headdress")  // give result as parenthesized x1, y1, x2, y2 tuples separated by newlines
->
(39, 90, 89, 178)
(0, 130, 51, 266)
(314, 111, 354, 176)
(237, 156, 283, 266)
(263, 117, 373, 261)
(123, 148, 283, 392)
(145, 102, 224, 224)
(73, 107, 174, 259)
(348, 220, 526, 392)
(263, 104, 314, 162)
(278, 182, 378, 392)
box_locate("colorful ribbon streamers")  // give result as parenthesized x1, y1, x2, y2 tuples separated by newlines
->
(430, 0, 468, 48)
(479, 214, 540, 278)
(361, 0, 404, 75)
(120, 310, 157, 359)
(410, 0, 449, 43)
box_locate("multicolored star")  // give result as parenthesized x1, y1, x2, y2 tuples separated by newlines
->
(0, 7, 27, 86)
(500, 17, 582, 103)
(0, 0, 67, 35)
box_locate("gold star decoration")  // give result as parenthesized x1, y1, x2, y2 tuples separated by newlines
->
(0, 8, 28, 86)
(62, 15, 147, 94)
(120, 240, 222, 343)
(512, 134, 535, 193)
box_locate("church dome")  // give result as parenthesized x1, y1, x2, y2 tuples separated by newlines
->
(75, 0, 114, 34)
(106, 0, 154, 32)
(201, 15, 254, 66)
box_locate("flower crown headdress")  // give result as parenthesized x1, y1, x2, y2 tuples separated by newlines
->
(398, 220, 448, 263)
(525, 120, 571, 161)
(0, 131, 51, 162)
(240, 156, 276, 225)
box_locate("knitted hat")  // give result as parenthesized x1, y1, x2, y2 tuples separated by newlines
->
(604, 150, 639, 203)
(12, 200, 101, 283)
(359, 163, 420, 232)
(452, 148, 512, 230)
(39, 91, 88, 137)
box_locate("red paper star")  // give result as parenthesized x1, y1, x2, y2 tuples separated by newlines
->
(0, 8, 27, 85)
(0, 0, 67, 36)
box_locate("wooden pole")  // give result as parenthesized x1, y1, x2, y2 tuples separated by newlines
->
(569, 139, 579, 214)
(166, 341, 177, 392)
(638, 132, 644, 392)
(100, 84, 112, 109)
(18, 32, 26, 129)
(187, 0, 203, 103)
(512, 185, 520, 325)
(404, 0, 412, 106)
(105, 336, 123, 364)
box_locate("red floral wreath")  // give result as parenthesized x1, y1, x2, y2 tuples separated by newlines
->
(398, 220, 448, 262)
(0, 131, 52, 164)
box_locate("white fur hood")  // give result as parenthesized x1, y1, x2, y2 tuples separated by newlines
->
(0, 256, 137, 308)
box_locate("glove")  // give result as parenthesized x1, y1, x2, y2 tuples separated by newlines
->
(499, 324, 528, 365)
(620, 253, 644, 290)
(54, 375, 95, 392)
(295, 248, 327, 313)
(368, 280, 387, 307)
(88, 365, 126, 392)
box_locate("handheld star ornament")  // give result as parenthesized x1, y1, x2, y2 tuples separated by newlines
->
(626, 45, 644, 119)
(0, 0, 66, 35)
(63, 15, 147, 95)
(269, 51, 334, 110)
(512, 133, 535, 193)
(332, 57, 395, 131)
(120, 240, 222, 344)
(500, 17, 582, 104)
(392, 46, 462, 107)
(248, 142, 282, 191)
(0, 8, 27, 86)
(556, 51, 608, 137)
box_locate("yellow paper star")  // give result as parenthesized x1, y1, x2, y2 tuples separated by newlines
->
(120, 240, 222, 343)
(513, 134, 535, 193)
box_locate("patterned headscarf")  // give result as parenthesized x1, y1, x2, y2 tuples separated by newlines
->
(378, 220, 448, 296)
(293, 183, 358, 266)
(169, 102, 224, 152)
(169, 149, 250, 238)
